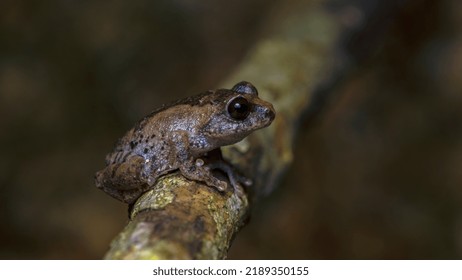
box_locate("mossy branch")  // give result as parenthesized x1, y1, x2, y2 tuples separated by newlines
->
(104, 174, 248, 259)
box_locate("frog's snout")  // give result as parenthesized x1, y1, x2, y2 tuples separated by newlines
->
(264, 106, 276, 122)
(258, 101, 275, 124)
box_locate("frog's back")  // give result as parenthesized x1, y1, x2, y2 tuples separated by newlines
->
(104, 89, 230, 165)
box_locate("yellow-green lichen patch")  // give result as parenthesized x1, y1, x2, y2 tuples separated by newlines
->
(205, 190, 248, 259)
(130, 175, 182, 219)
(115, 240, 190, 260)
(131, 240, 190, 260)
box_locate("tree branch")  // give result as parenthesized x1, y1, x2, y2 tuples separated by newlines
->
(104, 174, 248, 259)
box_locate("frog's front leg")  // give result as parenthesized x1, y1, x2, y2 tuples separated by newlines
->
(170, 131, 228, 192)
(95, 155, 152, 204)
(204, 160, 252, 196)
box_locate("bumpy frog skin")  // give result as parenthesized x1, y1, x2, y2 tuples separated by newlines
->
(95, 81, 275, 204)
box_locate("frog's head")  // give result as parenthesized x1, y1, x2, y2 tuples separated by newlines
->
(202, 81, 275, 146)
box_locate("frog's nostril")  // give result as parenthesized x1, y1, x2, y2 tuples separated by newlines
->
(265, 108, 275, 121)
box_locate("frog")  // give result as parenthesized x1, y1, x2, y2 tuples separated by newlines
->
(95, 81, 275, 204)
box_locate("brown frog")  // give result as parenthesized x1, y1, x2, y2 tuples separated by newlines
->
(95, 81, 275, 204)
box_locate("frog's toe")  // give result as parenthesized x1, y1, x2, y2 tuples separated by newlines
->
(214, 180, 228, 192)
(241, 177, 252, 187)
(146, 175, 157, 186)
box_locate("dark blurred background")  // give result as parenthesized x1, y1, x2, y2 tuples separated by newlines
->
(1, 0, 462, 259)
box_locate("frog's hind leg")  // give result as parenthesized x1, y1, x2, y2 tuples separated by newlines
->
(94, 155, 152, 204)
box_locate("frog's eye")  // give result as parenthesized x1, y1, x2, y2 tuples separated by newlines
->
(227, 96, 251, 120)
(232, 81, 258, 96)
